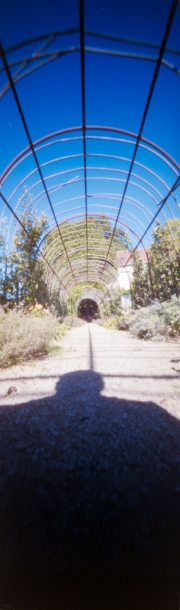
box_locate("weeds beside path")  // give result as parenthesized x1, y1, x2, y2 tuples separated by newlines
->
(0, 322, 179, 415)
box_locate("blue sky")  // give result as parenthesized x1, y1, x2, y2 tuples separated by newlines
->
(0, 0, 180, 253)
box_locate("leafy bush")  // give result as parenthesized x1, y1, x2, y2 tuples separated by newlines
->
(129, 296, 180, 340)
(0, 306, 61, 367)
(103, 290, 122, 317)
(104, 316, 121, 329)
(104, 314, 133, 331)
(103, 297, 180, 339)
(115, 314, 133, 330)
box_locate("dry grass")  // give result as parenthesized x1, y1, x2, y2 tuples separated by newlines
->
(0, 306, 61, 367)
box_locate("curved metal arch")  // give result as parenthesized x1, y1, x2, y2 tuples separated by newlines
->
(1, 126, 179, 187)
(42, 210, 150, 260)
(6, 181, 176, 260)
(8, 163, 172, 228)
(86, 195, 177, 248)
(1, 0, 180, 302)
(38, 211, 148, 255)
(4, 28, 180, 56)
(7, 158, 177, 253)
(3, 182, 178, 287)
(4, 134, 178, 208)
(2, 129, 179, 249)
(38, 212, 148, 295)
(2, 148, 178, 243)
(2, 127, 179, 251)
(1, 26, 180, 99)
(47, 255, 117, 294)
(41, 243, 122, 281)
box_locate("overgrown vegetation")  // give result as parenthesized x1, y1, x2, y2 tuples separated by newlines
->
(0, 305, 66, 367)
(104, 314, 132, 330)
(104, 297, 180, 340)
(129, 297, 180, 340)
(103, 289, 122, 317)
(1, 189, 49, 306)
(131, 220, 180, 307)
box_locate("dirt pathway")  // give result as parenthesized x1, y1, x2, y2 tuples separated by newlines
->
(0, 324, 180, 575)
(0, 323, 180, 414)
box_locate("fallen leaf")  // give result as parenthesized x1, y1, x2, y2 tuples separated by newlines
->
(7, 386, 17, 395)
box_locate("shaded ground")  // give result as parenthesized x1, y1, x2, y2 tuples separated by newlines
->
(0, 324, 180, 579)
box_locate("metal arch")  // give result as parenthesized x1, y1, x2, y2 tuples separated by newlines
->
(4, 145, 178, 257)
(0, 42, 79, 287)
(1, 171, 180, 278)
(1, 126, 179, 248)
(97, 0, 179, 284)
(40, 210, 150, 256)
(2, 186, 177, 280)
(1, 127, 179, 187)
(0, 192, 68, 294)
(4, 28, 180, 56)
(37, 212, 148, 254)
(2, 130, 179, 244)
(6, 176, 81, 249)
(1, 132, 179, 250)
(35, 201, 152, 246)
(47, 255, 117, 293)
(2, 167, 176, 252)
(1, 25, 180, 98)
(2, 47, 179, 75)
(107, 174, 180, 299)
(37, 212, 148, 293)
(1, 0, 180, 301)
(1, 49, 180, 99)
(2, 151, 174, 222)
(8, 174, 163, 248)
(100, 174, 180, 301)
(79, 0, 88, 280)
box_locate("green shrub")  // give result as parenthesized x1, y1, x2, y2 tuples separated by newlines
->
(104, 314, 133, 331)
(103, 297, 180, 340)
(104, 316, 121, 329)
(103, 290, 122, 317)
(0, 306, 61, 367)
(129, 296, 180, 340)
(115, 314, 133, 330)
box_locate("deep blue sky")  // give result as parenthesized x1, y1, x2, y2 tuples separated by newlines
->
(0, 0, 180, 250)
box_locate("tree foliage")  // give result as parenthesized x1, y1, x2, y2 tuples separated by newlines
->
(131, 252, 150, 308)
(132, 220, 180, 307)
(103, 289, 122, 316)
(1, 189, 49, 306)
(150, 220, 180, 301)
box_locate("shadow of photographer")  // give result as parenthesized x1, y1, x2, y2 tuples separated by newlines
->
(0, 369, 180, 575)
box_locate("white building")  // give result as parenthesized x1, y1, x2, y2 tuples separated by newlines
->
(114, 249, 149, 307)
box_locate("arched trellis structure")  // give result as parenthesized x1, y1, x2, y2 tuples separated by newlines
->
(0, 0, 180, 304)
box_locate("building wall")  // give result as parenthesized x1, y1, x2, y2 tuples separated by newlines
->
(114, 264, 133, 291)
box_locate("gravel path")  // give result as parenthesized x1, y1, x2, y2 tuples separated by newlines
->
(0, 323, 180, 575)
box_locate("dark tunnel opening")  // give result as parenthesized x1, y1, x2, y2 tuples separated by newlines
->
(78, 298, 99, 321)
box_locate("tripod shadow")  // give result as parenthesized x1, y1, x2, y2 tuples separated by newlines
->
(0, 369, 180, 575)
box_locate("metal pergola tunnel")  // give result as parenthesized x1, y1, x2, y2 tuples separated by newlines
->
(0, 0, 180, 305)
